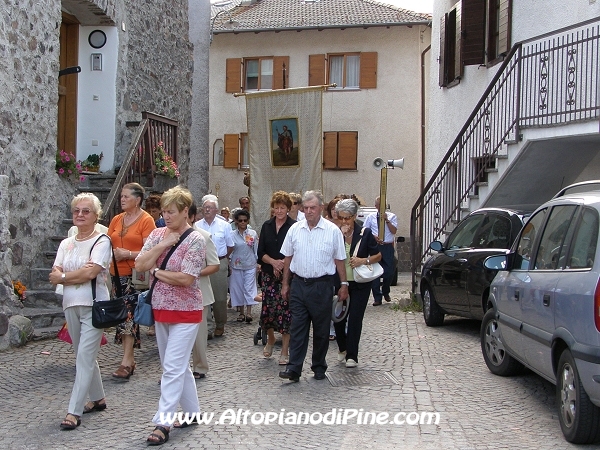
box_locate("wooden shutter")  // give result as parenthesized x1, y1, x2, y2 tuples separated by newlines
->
(323, 132, 338, 169)
(454, 1, 463, 81)
(337, 132, 358, 170)
(309, 54, 325, 86)
(273, 56, 289, 90)
(359, 52, 377, 89)
(223, 134, 239, 168)
(226, 58, 241, 93)
(497, 0, 511, 56)
(462, 0, 485, 66)
(438, 14, 447, 87)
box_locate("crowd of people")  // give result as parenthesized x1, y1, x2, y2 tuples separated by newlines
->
(49, 186, 398, 445)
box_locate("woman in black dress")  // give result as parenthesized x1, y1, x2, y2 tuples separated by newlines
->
(258, 191, 296, 365)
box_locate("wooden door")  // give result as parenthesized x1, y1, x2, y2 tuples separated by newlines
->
(58, 13, 79, 155)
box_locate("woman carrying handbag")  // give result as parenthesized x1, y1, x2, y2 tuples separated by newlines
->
(333, 199, 382, 369)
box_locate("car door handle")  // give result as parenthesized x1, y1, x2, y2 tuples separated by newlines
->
(457, 258, 467, 263)
(543, 294, 550, 307)
(514, 291, 520, 301)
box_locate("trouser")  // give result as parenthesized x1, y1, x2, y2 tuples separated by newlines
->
(192, 311, 208, 374)
(206, 304, 215, 334)
(287, 276, 334, 375)
(64, 305, 105, 416)
(371, 243, 394, 301)
(210, 258, 229, 329)
(334, 282, 371, 362)
(153, 321, 200, 426)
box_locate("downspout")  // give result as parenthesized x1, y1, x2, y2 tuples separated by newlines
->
(420, 44, 431, 195)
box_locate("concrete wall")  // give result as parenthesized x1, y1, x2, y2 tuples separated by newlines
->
(209, 25, 432, 237)
(426, 0, 600, 183)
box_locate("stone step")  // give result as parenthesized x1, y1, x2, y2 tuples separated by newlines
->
(33, 325, 64, 341)
(23, 289, 62, 309)
(18, 306, 64, 330)
(29, 268, 53, 290)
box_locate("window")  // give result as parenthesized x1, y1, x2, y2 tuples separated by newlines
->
(323, 132, 357, 170)
(438, 0, 511, 87)
(225, 56, 289, 93)
(245, 58, 273, 91)
(223, 133, 248, 169)
(309, 53, 377, 89)
(533, 205, 577, 270)
(515, 209, 547, 270)
(213, 139, 224, 166)
(474, 214, 512, 249)
(568, 208, 599, 269)
(446, 213, 484, 249)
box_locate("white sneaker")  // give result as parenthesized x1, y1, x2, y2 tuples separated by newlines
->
(337, 351, 347, 363)
(345, 358, 357, 368)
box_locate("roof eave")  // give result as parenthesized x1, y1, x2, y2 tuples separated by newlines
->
(213, 21, 432, 35)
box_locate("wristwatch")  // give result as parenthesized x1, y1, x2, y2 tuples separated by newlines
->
(153, 268, 160, 276)
(61, 273, 66, 283)
(340, 281, 349, 286)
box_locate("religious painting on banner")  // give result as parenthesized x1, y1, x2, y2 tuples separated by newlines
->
(271, 118, 299, 167)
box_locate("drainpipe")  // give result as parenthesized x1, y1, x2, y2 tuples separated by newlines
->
(420, 44, 431, 195)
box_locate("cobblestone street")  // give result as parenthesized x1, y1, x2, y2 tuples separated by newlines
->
(0, 275, 585, 449)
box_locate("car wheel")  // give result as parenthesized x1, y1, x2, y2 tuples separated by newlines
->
(557, 349, 600, 444)
(422, 284, 444, 327)
(480, 309, 523, 376)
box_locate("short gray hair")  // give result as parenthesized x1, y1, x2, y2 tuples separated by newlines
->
(335, 199, 358, 216)
(302, 190, 324, 206)
(71, 192, 103, 220)
(201, 194, 219, 209)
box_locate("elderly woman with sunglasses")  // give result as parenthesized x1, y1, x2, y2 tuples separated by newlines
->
(49, 193, 112, 430)
(333, 199, 381, 368)
(229, 209, 259, 323)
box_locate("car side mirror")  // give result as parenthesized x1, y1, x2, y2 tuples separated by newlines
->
(484, 254, 509, 270)
(429, 241, 443, 252)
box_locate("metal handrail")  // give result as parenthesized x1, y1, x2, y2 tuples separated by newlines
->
(410, 18, 600, 293)
(102, 112, 178, 225)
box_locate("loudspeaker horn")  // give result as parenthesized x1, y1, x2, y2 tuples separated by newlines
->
(387, 158, 404, 169)
(373, 157, 385, 170)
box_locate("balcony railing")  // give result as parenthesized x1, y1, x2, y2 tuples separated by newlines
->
(102, 111, 178, 225)
(410, 18, 600, 292)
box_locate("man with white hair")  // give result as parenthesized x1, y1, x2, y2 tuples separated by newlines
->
(195, 194, 234, 337)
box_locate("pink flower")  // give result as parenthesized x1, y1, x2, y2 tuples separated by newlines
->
(58, 168, 64, 174)
(80, 176, 86, 182)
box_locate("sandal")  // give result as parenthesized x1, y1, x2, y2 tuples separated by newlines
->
(147, 426, 170, 446)
(83, 399, 107, 414)
(193, 372, 206, 379)
(173, 420, 198, 429)
(236, 313, 246, 322)
(112, 362, 136, 380)
(60, 413, 81, 430)
(278, 354, 289, 365)
(329, 335, 336, 341)
(263, 343, 274, 358)
(245, 315, 253, 323)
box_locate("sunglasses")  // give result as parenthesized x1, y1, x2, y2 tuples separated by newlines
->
(72, 208, 93, 216)
(237, 218, 249, 223)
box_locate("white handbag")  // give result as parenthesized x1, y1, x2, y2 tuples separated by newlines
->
(352, 228, 384, 283)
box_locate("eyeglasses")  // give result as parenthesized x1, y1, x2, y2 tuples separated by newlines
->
(338, 215, 355, 221)
(237, 218, 248, 223)
(72, 208, 92, 216)
(293, 201, 300, 205)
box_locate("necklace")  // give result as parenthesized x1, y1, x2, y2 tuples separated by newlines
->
(75, 230, 96, 241)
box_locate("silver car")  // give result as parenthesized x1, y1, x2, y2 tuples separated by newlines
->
(481, 181, 600, 444)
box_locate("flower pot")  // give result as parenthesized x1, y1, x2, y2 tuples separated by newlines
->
(153, 173, 178, 193)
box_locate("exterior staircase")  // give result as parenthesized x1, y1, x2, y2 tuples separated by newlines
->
(410, 18, 600, 293)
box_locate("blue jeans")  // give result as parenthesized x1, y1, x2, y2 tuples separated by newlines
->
(371, 243, 394, 302)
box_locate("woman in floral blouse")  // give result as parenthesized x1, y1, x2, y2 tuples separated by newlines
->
(229, 209, 259, 323)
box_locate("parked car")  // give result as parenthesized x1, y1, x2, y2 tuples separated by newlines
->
(481, 181, 600, 444)
(420, 208, 527, 326)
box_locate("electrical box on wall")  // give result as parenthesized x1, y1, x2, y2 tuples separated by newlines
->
(91, 53, 102, 71)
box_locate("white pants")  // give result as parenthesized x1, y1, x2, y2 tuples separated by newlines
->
(64, 306, 105, 416)
(153, 321, 200, 426)
(229, 268, 258, 307)
(192, 311, 208, 374)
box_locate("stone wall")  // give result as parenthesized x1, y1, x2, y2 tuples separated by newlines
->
(0, 0, 194, 335)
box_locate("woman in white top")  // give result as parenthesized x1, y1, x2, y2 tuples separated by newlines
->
(49, 193, 112, 430)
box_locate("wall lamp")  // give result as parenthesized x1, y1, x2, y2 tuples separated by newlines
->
(210, 10, 240, 45)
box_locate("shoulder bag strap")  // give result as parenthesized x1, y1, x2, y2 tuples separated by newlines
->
(88, 234, 111, 301)
(147, 227, 195, 296)
(352, 228, 366, 258)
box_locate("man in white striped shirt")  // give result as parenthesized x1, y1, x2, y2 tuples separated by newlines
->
(279, 191, 349, 382)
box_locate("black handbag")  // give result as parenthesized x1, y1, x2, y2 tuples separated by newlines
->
(133, 228, 194, 327)
(91, 235, 129, 329)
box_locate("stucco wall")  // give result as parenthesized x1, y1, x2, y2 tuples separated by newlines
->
(209, 25, 432, 236)
(426, 0, 600, 183)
